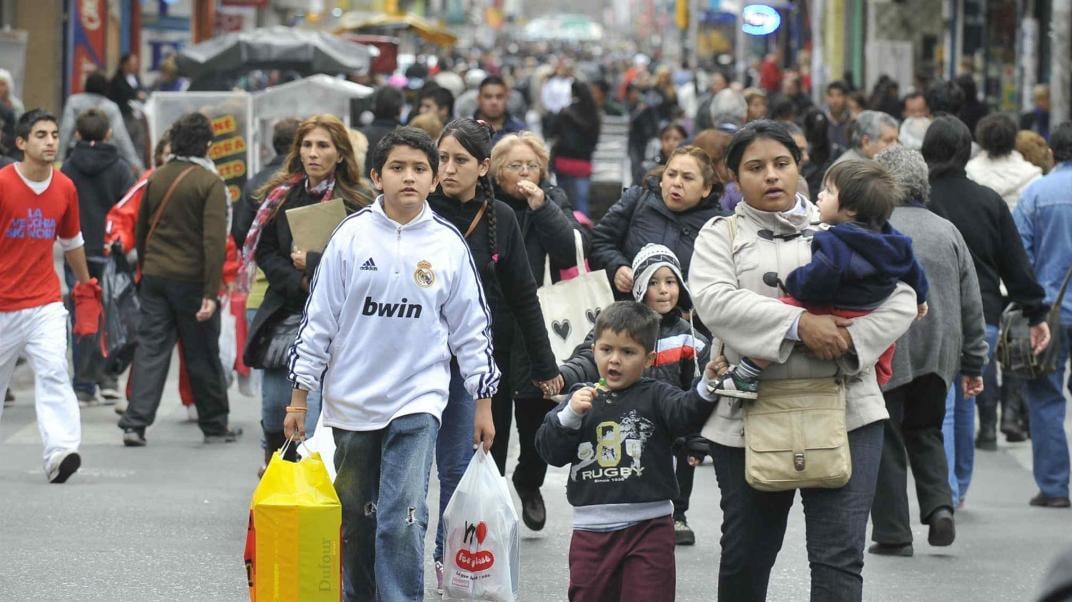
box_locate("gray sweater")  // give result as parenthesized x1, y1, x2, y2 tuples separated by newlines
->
(886, 205, 989, 390)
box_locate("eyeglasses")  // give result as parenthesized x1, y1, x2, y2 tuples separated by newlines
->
(505, 161, 540, 173)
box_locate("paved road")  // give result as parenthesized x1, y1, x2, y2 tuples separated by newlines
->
(2, 359, 1070, 601)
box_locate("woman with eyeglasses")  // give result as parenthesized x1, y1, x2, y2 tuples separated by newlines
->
(489, 131, 589, 533)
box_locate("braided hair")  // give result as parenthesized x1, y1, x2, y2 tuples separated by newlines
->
(439, 118, 499, 264)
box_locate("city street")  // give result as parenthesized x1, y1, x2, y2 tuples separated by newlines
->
(1, 359, 1070, 601)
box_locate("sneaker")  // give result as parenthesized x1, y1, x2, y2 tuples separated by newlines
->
(3, 389, 13, 407)
(707, 369, 759, 400)
(204, 427, 244, 444)
(514, 483, 547, 531)
(76, 390, 98, 408)
(185, 404, 199, 423)
(99, 387, 121, 404)
(674, 519, 696, 546)
(867, 542, 914, 557)
(122, 428, 146, 447)
(113, 398, 128, 416)
(435, 560, 445, 595)
(46, 450, 81, 483)
(1029, 492, 1071, 508)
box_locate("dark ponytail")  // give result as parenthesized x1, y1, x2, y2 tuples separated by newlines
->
(440, 118, 499, 264)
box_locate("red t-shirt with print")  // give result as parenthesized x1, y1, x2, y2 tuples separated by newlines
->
(0, 163, 81, 311)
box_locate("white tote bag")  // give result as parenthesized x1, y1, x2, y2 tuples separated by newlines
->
(537, 230, 615, 364)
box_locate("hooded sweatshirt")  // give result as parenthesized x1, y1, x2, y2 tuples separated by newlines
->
(784, 221, 929, 310)
(966, 150, 1042, 211)
(61, 141, 135, 257)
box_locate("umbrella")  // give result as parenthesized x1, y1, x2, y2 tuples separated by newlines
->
(334, 12, 457, 46)
(176, 26, 377, 79)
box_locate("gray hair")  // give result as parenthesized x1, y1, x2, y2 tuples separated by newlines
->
(851, 110, 900, 150)
(709, 89, 747, 130)
(875, 146, 929, 204)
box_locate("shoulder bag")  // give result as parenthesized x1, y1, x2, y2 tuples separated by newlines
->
(997, 264, 1072, 380)
(724, 215, 853, 491)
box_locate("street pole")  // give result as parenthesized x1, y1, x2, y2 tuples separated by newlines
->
(1051, 0, 1070, 124)
(687, 0, 700, 68)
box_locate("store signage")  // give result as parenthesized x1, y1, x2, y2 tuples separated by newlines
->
(742, 4, 781, 36)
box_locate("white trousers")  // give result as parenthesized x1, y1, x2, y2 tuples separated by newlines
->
(0, 302, 81, 463)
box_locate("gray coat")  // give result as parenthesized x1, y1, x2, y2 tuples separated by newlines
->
(58, 93, 143, 171)
(885, 205, 989, 390)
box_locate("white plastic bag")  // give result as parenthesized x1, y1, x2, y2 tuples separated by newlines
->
(217, 293, 236, 387)
(443, 445, 520, 601)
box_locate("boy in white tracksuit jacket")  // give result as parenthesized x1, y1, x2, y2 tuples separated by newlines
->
(285, 128, 499, 602)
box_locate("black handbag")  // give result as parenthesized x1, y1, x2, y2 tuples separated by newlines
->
(248, 312, 303, 370)
(997, 266, 1072, 380)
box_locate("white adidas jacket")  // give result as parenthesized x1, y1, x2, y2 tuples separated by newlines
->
(288, 197, 500, 431)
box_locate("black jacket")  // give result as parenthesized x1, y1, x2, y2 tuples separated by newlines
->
(108, 73, 142, 117)
(929, 171, 1048, 325)
(360, 118, 401, 178)
(243, 186, 365, 367)
(233, 155, 286, 247)
(427, 192, 558, 382)
(535, 378, 716, 508)
(547, 107, 600, 161)
(560, 311, 710, 391)
(61, 141, 135, 257)
(591, 177, 727, 297)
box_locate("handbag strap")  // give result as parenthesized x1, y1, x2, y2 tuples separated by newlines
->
(542, 229, 588, 287)
(464, 201, 489, 238)
(1049, 263, 1072, 318)
(146, 165, 198, 250)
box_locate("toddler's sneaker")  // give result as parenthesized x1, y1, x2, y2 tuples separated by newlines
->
(674, 519, 696, 546)
(708, 368, 759, 400)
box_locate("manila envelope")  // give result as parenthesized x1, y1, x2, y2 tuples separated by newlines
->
(286, 199, 346, 253)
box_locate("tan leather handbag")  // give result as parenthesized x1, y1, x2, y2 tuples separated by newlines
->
(743, 377, 852, 492)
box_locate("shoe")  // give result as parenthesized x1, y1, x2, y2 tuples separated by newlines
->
(514, 483, 547, 531)
(926, 507, 956, 546)
(185, 404, 199, 423)
(867, 542, 914, 557)
(975, 427, 998, 451)
(674, 519, 696, 546)
(123, 428, 146, 447)
(204, 427, 244, 444)
(3, 388, 13, 407)
(76, 390, 98, 408)
(707, 369, 759, 400)
(46, 450, 81, 483)
(113, 398, 128, 415)
(1004, 428, 1028, 443)
(99, 387, 121, 404)
(1029, 493, 1071, 508)
(435, 560, 445, 595)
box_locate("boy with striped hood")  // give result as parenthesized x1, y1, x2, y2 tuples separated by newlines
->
(557, 243, 713, 545)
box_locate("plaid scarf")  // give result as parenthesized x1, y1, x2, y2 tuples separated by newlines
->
(238, 173, 335, 292)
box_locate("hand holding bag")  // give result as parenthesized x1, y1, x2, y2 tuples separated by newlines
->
(537, 229, 615, 364)
(743, 377, 852, 491)
(997, 265, 1072, 380)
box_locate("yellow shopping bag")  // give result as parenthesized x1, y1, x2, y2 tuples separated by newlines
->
(245, 445, 342, 602)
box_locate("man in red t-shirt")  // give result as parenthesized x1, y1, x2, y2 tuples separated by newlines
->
(0, 109, 98, 483)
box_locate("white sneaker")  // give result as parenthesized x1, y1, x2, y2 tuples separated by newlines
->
(186, 404, 199, 422)
(113, 398, 128, 415)
(99, 387, 121, 403)
(46, 450, 81, 483)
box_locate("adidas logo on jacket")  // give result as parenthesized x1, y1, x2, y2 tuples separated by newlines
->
(288, 197, 500, 430)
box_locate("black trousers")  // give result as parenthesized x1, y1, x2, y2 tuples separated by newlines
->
(870, 373, 953, 545)
(673, 449, 696, 520)
(512, 395, 556, 491)
(119, 276, 229, 436)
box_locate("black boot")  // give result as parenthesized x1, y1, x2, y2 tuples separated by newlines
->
(975, 423, 998, 451)
(1001, 379, 1028, 442)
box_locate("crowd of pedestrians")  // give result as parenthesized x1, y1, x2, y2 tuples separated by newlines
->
(2, 47, 1072, 602)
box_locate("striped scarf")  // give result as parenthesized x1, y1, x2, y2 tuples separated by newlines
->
(238, 173, 335, 292)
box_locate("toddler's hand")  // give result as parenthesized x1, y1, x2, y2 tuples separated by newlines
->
(569, 387, 597, 415)
(709, 355, 730, 377)
(916, 302, 928, 320)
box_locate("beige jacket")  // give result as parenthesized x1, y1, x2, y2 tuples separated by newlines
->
(687, 198, 917, 448)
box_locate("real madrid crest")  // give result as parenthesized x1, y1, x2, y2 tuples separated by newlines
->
(414, 260, 435, 288)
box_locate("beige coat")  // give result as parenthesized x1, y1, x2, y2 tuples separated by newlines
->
(687, 198, 917, 447)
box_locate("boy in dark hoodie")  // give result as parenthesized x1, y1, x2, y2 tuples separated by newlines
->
(713, 159, 929, 399)
(558, 243, 711, 546)
(537, 301, 720, 602)
(61, 107, 135, 404)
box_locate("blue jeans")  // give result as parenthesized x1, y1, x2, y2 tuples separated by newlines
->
(333, 413, 439, 602)
(261, 366, 321, 437)
(1024, 325, 1072, 498)
(710, 421, 884, 602)
(943, 324, 999, 504)
(433, 360, 474, 562)
(555, 173, 591, 217)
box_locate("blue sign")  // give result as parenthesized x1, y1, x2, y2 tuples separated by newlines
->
(742, 5, 782, 36)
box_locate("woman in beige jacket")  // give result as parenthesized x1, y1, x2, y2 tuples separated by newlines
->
(687, 121, 917, 601)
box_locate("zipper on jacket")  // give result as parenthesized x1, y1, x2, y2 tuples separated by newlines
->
(395, 226, 402, 275)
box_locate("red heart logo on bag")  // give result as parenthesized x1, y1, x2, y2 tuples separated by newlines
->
(475, 521, 488, 544)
